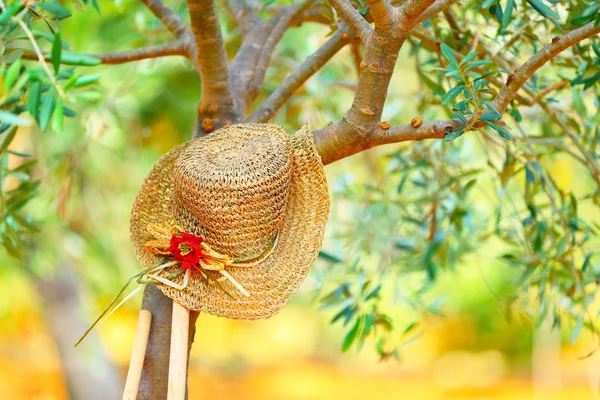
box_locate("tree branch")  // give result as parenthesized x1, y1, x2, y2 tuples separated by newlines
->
(138, 285, 200, 400)
(328, 0, 372, 42)
(187, 0, 242, 133)
(492, 21, 600, 114)
(140, 0, 190, 39)
(247, 24, 352, 123)
(20, 41, 190, 65)
(366, 0, 395, 29)
(396, 0, 437, 30)
(313, 0, 435, 164)
(229, 16, 282, 107)
(230, 1, 316, 112)
(314, 21, 600, 165)
(223, 0, 260, 36)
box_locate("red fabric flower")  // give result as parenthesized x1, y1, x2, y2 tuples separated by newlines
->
(169, 231, 204, 270)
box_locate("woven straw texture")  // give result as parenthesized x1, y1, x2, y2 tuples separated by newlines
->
(130, 124, 329, 319)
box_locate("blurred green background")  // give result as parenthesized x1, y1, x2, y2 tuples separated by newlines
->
(2, 1, 600, 399)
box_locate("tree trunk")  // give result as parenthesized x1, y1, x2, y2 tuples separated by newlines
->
(138, 285, 199, 400)
(30, 259, 123, 400)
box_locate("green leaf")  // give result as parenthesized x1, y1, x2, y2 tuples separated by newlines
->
(27, 81, 41, 121)
(0, 111, 31, 127)
(527, 0, 559, 21)
(72, 74, 101, 88)
(486, 121, 512, 140)
(7, 171, 30, 181)
(440, 43, 457, 65)
(60, 52, 101, 66)
(581, 254, 592, 272)
(0, 126, 18, 155)
(461, 51, 478, 65)
(37, 2, 72, 20)
(10, 213, 40, 233)
(464, 60, 494, 71)
(479, 111, 501, 121)
(318, 250, 343, 263)
(51, 33, 62, 74)
(363, 285, 381, 301)
(52, 97, 64, 132)
(4, 60, 22, 93)
(501, 0, 515, 29)
(39, 92, 56, 131)
(342, 316, 362, 352)
(570, 316, 584, 345)
(441, 85, 464, 105)
(1, 233, 22, 261)
(0, 2, 22, 24)
(331, 305, 356, 324)
(12, 159, 37, 172)
(476, 0, 497, 9)
(444, 129, 465, 141)
(452, 113, 468, 124)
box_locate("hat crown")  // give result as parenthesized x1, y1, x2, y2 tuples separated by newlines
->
(171, 124, 292, 260)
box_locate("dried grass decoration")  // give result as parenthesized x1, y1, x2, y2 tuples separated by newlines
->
(76, 123, 330, 346)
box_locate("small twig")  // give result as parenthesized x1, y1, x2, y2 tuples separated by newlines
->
(5, 4, 65, 98)
(246, 24, 352, 123)
(140, 0, 190, 39)
(20, 41, 190, 65)
(532, 79, 570, 103)
(539, 102, 600, 187)
(328, 0, 372, 41)
(223, 0, 260, 35)
(493, 21, 600, 114)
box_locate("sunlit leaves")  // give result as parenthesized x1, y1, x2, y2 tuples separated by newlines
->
(320, 279, 394, 357)
(526, 0, 560, 22)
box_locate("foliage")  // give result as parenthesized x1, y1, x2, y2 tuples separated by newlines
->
(1, 0, 600, 362)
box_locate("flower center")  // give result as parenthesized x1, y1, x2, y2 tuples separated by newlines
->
(178, 242, 192, 256)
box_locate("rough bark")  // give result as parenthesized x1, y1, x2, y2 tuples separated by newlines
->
(137, 285, 199, 400)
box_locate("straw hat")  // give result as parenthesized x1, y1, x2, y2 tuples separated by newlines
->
(130, 123, 329, 319)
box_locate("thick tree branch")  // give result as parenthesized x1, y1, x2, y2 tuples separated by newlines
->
(366, 0, 395, 29)
(230, 17, 282, 106)
(396, 0, 437, 30)
(140, 0, 190, 39)
(313, 0, 435, 164)
(138, 286, 200, 400)
(223, 0, 260, 36)
(230, 1, 316, 112)
(245, 2, 314, 105)
(188, 0, 242, 133)
(20, 41, 190, 65)
(492, 21, 600, 114)
(247, 24, 352, 123)
(329, 0, 372, 41)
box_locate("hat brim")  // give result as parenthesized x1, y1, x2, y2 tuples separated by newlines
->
(130, 125, 329, 319)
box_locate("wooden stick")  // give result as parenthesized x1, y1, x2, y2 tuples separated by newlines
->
(122, 310, 152, 400)
(167, 302, 190, 400)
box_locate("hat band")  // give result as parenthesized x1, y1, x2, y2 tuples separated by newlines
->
(142, 223, 279, 297)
